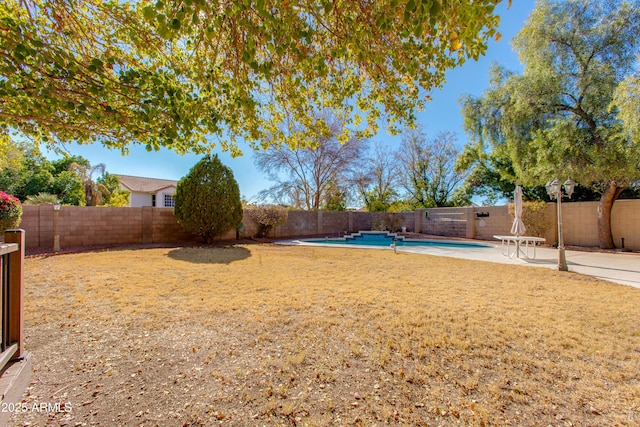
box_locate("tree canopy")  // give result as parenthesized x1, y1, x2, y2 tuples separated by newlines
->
(614, 58, 640, 140)
(458, 0, 640, 248)
(1, 0, 504, 155)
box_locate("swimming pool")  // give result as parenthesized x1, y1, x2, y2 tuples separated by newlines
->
(297, 231, 491, 249)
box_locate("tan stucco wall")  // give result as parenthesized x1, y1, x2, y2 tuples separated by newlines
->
(556, 199, 640, 249)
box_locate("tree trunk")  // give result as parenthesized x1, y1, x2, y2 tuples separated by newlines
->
(597, 182, 624, 249)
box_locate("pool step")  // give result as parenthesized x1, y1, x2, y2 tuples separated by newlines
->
(342, 231, 405, 243)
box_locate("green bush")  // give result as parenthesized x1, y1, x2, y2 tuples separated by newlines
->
(0, 191, 22, 232)
(174, 155, 243, 243)
(248, 204, 288, 237)
(371, 212, 403, 232)
(23, 192, 59, 205)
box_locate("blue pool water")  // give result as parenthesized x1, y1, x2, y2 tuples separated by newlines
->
(300, 231, 490, 249)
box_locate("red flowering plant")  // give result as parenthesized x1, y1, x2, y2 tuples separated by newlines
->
(0, 191, 22, 234)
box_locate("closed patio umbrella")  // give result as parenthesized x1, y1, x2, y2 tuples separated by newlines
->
(510, 186, 526, 237)
(510, 186, 526, 258)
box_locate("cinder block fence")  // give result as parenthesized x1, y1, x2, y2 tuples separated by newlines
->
(19, 199, 640, 251)
(21, 206, 195, 249)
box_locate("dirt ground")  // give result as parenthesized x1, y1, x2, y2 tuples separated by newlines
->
(8, 243, 640, 426)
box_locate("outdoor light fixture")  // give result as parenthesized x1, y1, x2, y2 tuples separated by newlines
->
(53, 202, 61, 252)
(546, 178, 575, 271)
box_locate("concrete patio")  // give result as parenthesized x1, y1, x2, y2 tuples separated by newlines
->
(406, 243, 640, 289)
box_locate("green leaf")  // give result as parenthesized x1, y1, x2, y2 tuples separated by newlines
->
(205, 26, 215, 40)
(158, 26, 172, 39)
(142, 6, 156, 21)
(91, 58, 103, 69)
(430, 0, 442, 15)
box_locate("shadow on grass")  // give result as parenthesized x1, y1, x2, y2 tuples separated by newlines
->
(166, 245, 252, 264)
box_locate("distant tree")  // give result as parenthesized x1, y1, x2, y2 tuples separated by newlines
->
(174, 154, 243, 243)
(352, 142, 400, 212)
(455, 141, 551, 205)
(69, 162, 108, 206)
(459, 0, 640, 248)
(396, 127, 467, 208)
(0, 134, 25, 171)
(0, 148, 54, 200)
(322, 181, 349, 211)
(51, 155, 90, 175)
(50, 170, 85, 205)
(0, 146, 122, 205)
(254, 112, 367, 210)
(98, 173, 130, 207)
(455, 133, 639, 205)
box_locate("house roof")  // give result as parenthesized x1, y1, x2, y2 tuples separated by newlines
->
(116, 174, 178, 193)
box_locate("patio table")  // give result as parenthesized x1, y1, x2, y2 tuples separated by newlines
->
(494, 235, 546, 259)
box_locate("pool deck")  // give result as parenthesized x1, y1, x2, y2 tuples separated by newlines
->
(280, 238, 640, 289)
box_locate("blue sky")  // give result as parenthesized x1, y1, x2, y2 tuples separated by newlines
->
(46, 1, 535, 202)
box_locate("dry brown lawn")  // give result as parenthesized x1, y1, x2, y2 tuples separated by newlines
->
(10, 243, 640, 426)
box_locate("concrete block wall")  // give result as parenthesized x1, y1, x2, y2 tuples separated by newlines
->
(16, 200, 640, 250)
(20, 206, 45, 248)
(271, 211, 414, 238)
(351, 212, 375, 232)
(320, 211, 350, 235)
(56, 206, 142, 247)
(472, 206, 514, 241)
(150, 208, 198, 243)
(416, 208, 470, 237)
(273, 210, 321, 237)
(21, 205, 197, 250)
(394, 212, 415, 233)
(423, 219, 467, 238)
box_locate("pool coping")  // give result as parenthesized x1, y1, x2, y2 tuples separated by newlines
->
(278, 230, 494, 251)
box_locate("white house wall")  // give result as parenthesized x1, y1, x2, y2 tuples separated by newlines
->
(129, 192, 153, 208)
(156, 188, 176, 208)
